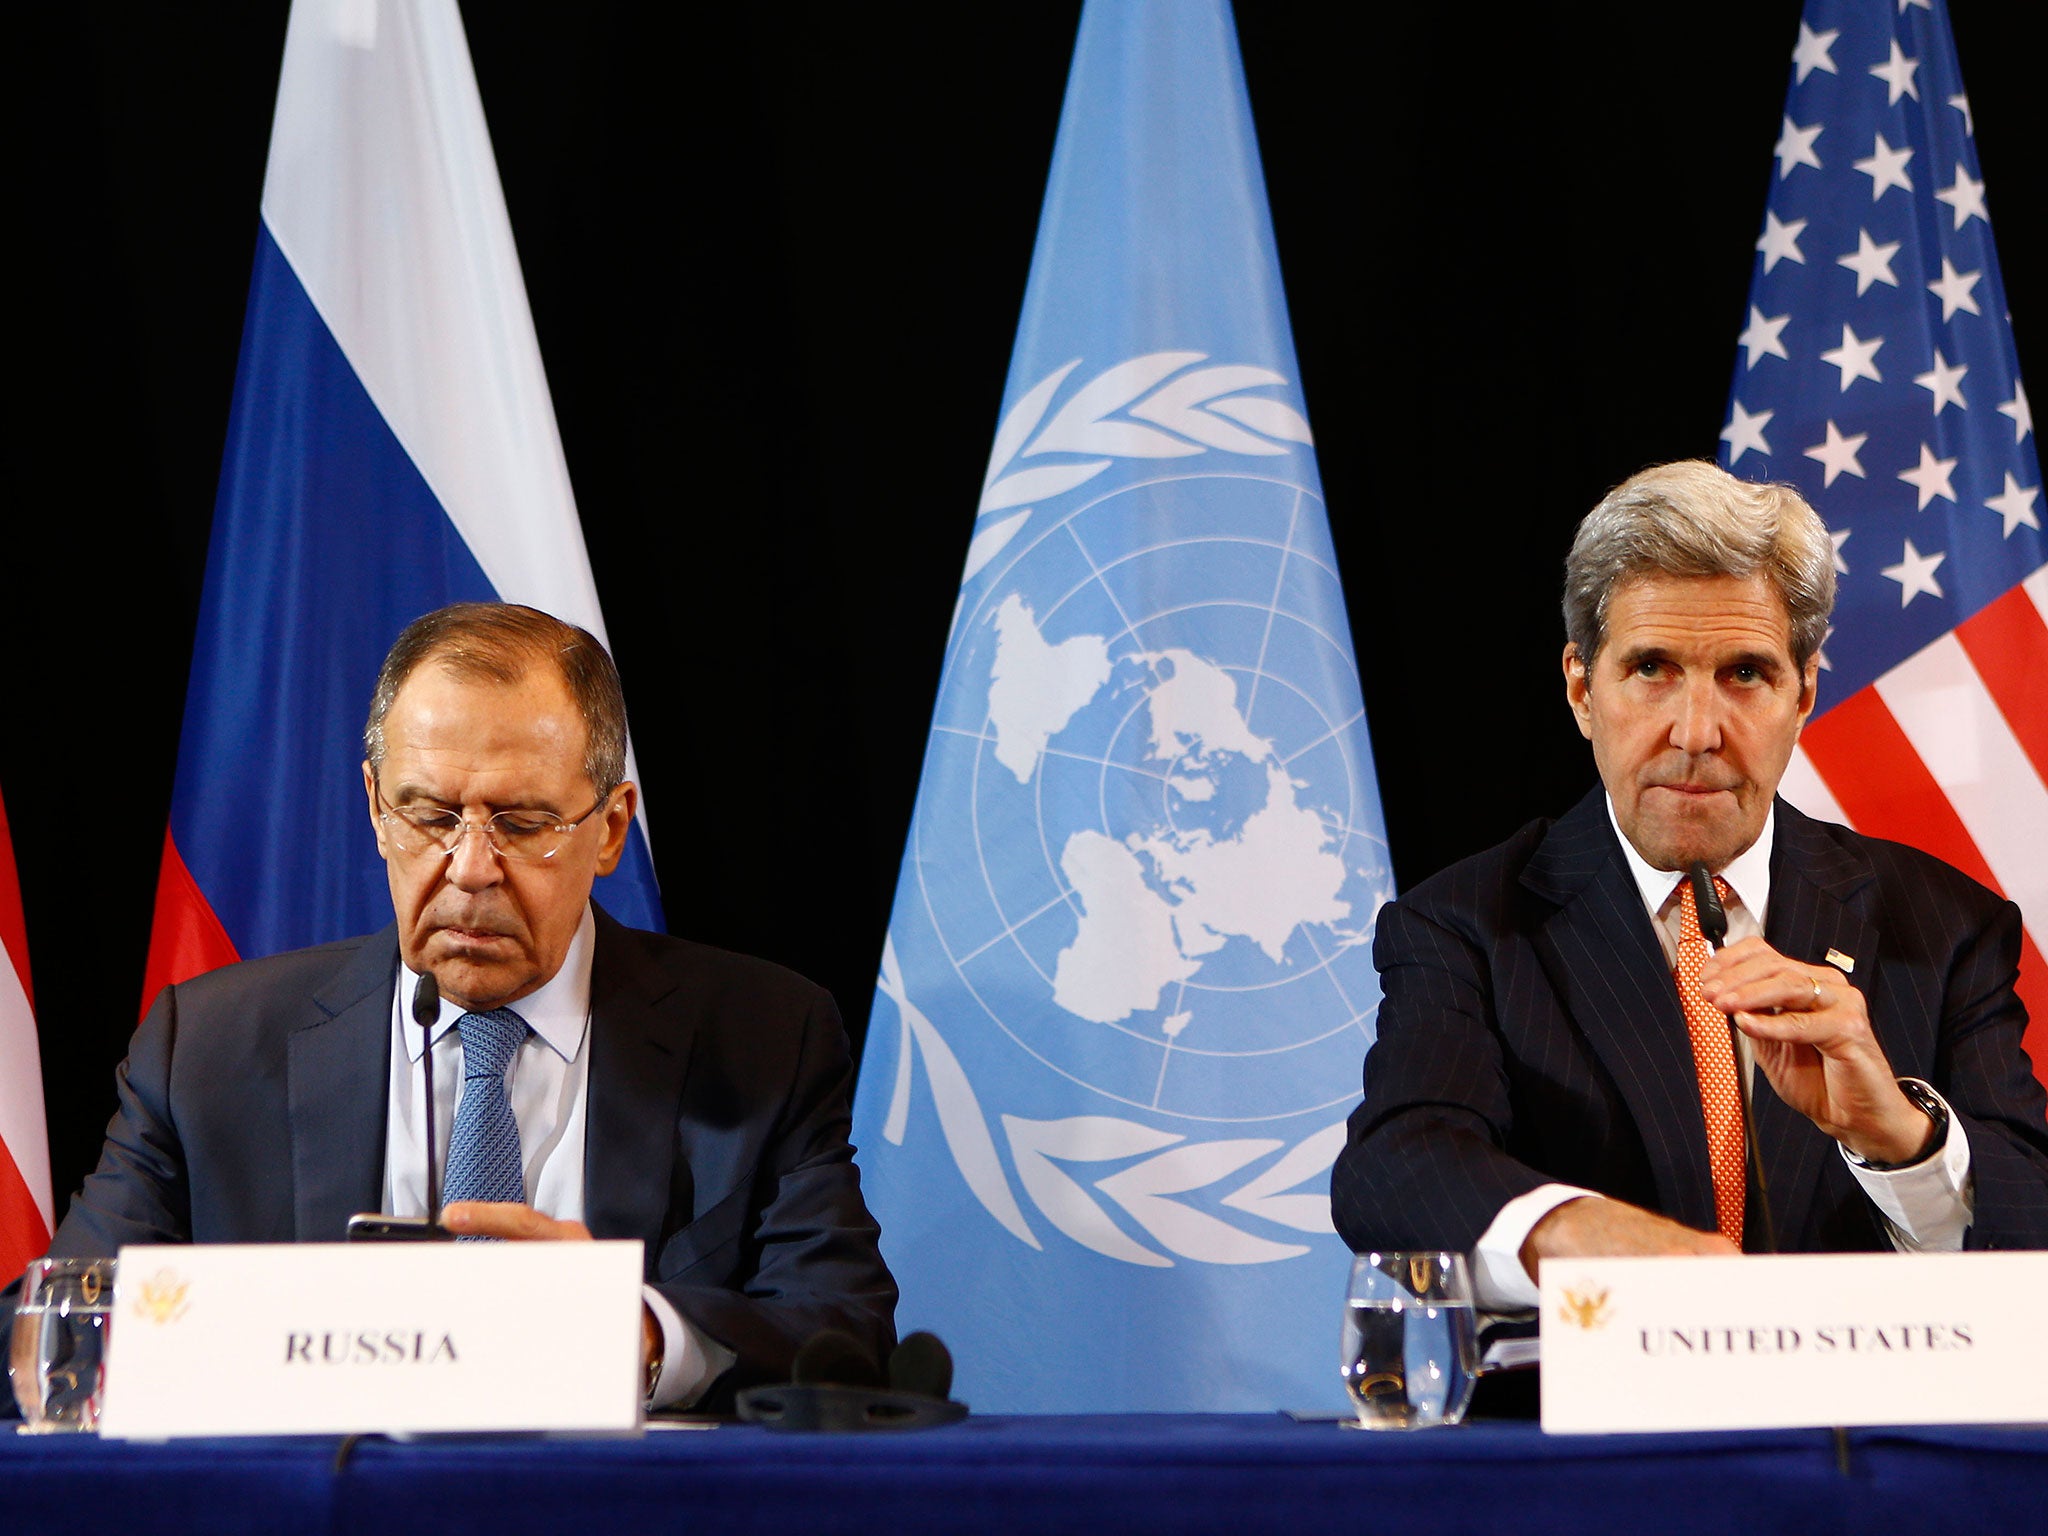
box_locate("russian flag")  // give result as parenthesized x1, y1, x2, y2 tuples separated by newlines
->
(0, 791, 51, 1280)
(143, 0, 661, 1008)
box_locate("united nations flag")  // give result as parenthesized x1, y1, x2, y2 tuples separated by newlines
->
(850, 0, 1393, 1412)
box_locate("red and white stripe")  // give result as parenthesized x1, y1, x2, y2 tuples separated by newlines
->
(0, 790, 52, 1279)
(1782, 567, 2048, 1088)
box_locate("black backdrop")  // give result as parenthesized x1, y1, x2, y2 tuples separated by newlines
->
(11, 3, 2044, 1212)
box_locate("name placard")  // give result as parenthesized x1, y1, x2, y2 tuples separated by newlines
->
(1540, 1251, 2048, 1434)
(98, 1241, 645, 1438)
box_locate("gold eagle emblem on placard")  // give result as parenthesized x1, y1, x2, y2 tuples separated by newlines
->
(134, 1268, 191, 1326)
(1558, 1284, 1612, 1331)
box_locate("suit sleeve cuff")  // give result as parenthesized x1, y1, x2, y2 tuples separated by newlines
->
(1841, 1081, 1974, 1251)
(1473, 1183, 1599, 1311)
(642, 1285, 737, 1409)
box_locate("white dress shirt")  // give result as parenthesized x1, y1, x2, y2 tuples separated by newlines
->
(1470, 800, 1975, 1311)
(380, 904, 734, 1406)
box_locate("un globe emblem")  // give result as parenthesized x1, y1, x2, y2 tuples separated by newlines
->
(869, 353, 1392, 1268)
(914, 469, 1391, 1124)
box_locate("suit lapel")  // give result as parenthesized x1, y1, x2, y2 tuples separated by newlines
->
(1522, 791, 1721, 1232)
(288, 928, 400, 1240)
(1758, 800, 1879, 1248)
(583, 909, 695, 1255)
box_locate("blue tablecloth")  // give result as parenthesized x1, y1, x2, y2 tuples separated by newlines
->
(4, 1415, 2043, 1535)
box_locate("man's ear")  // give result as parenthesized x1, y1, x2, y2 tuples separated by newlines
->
(363, 762, 391, 858)
(593, 782, 639, 877)
(1563, 643, 1595, 741)
(1795, 651, 1820, 727)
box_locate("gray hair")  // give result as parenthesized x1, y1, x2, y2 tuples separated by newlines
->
(363, 603, 628, 793)
(1563, 460, 1836, 668)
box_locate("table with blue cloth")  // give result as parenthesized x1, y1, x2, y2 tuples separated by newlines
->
(3, 1414, 2043, 1535)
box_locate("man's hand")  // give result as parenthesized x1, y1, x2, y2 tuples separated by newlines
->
(439, 1202, 661, 1381)
(439, 1201, 592, 1241)
(1520, 1196, 1737, 1284)
(1698, 936, 1935, 1165)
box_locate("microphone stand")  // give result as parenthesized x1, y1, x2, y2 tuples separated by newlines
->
(413, 972, 442, 1225)
(1687, 864, 1779, 1255)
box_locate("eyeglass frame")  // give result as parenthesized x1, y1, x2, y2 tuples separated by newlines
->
(372, 781, 618, 863)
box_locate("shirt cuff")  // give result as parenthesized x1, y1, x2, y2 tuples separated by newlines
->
(1472, 1183, 1600, 1311)
(641, 1284, 737, 1409)
(1841, 1080, 1974, 1251)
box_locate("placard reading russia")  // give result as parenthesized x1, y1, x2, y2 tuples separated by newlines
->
(1540, 1251, 2048, 1434)
(97, 1241, 645, 1438)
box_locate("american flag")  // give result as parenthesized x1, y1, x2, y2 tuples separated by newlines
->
(1719, 0, 2045, 1088)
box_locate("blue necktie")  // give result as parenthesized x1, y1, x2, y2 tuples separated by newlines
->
(441, 1008, 531, 1231)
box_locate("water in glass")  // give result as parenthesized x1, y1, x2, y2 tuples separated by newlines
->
(9, 1258, 115, 1433)
(1340, 1251, 1478, 1429)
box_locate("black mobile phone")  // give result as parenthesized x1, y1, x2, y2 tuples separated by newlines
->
(345, 1213, 456, 1243)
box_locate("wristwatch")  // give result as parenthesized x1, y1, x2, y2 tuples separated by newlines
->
(643, 1310, 665, 1406)
(1846, 1077, 1949, 1172)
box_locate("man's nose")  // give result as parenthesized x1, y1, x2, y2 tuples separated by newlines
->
(1669, 676, 1724, 755)
(443, 823, 505, 890)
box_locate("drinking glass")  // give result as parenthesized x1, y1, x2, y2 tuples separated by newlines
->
(9, 1257, 115, 1433)
(1339, 1250, 1478, 1429)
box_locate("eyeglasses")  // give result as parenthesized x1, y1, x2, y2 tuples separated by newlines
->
(375, 784, 613, 863)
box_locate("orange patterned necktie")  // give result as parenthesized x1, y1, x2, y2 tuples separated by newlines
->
(1676, 876, 1745, 1246)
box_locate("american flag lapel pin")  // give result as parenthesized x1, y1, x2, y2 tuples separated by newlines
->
(1825, 948, 1855, 974)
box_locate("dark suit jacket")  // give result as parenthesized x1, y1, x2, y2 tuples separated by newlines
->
(30, 906, 897, 1409)
(1332, 790, 2048, 1257)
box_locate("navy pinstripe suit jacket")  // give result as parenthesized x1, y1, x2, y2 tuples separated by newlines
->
(1332, 789, 2048, 1255)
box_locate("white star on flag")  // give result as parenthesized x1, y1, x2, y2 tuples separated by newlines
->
(1756, 210, 1808, 271)
(1720, 400, 1774, 464)
(1935, 164, 1988, 229)
(1999, 382, 2032, 443)
(1898, 442, 1959, 509)
(1913, 351, 1968, 414)
(1828, 526, 1852, 574)
(1852, 133, 1914, 200)
(1948, 92, 1972, 135)
(1820, 324, 1884, 391)
(1805, 421, 1869, 487)
(1985, 473, 2041, 537)
(1737, 307, 1791, 369)
(1868, 39, 1920, 104)
(1926, 257, 1981, 321)
(1880, 539, 1945, 606)
(1774, 115, 1824, 178)
(1838, 229, 1901, 295)
(1792, 22, 1839, 83)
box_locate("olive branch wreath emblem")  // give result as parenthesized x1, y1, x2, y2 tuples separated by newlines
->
(882, 352, 1356, 1269)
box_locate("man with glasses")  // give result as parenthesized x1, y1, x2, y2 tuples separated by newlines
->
(28, 603, 896, 1411)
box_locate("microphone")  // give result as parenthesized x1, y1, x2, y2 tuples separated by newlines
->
(413, 971, 441, 1223)
(1687, 863, 1728, 950)
(344, 972, 455, 1241)
(1686, 863, 1778, 1254)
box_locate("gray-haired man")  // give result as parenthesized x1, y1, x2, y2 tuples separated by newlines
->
(19, 603, 896, 1413)
(1332, 461, 2048, 1311)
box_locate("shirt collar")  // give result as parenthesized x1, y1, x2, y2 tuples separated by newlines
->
(1603, 794, 1776, 925)
(396, 903, 595, 1063)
